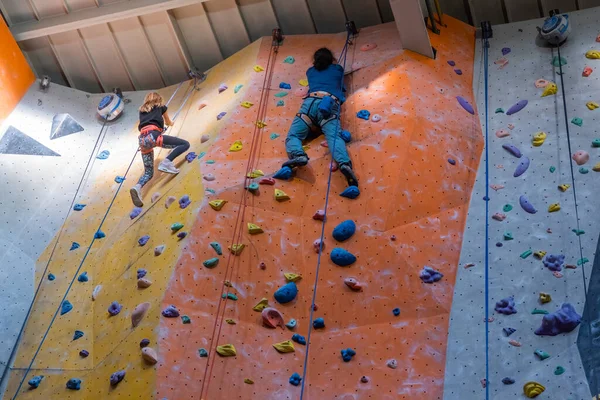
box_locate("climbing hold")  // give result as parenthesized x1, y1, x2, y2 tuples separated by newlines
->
(549, 166, 556, 173)
(217, 112, 227, 120)
(541, 83, 557, 97)
(495, 296, 517, 315)
(199, 134, 210, 144)
(162, 305, 180, 318)
(229, 243, 245, 255)
(573, 229, 585, 236)
(108, 301, 122, 316)
(66, 378, 82, 390)
(137, 269, 147, 280)
(393, 308, 401, 316)
(284, 273, 302, 283)
(253, 65, 265, 72)
(420, 266, 443, 283)
(234, 84, 243, 93)
(534, 303, 581, 336)
(552, 55, 567, 66)
(502, 47, 511, 55)
(240, 101, 253, 108)
(332, 220, 356, 242)
(261, 307, 285, 329)
(247, 169, 264, 178)
(203, 258, 219, 268)
(244, 378, 254, 385)
(253, 298, 269, 312)
(73, 203, 86, 211)
(539, 293, 552, 304)
(454, 69, 462, 75)
(70, 242, 80, 251)
(255, 121, 267, 128)
(593, 163, 600, 172)
(259, 177, 275, 185)
(543, 254, 565, 271)
(274, 92, 288, 98)
(279, 82, 291, 90)
(247, 182, 259, 194)
(129, 207, 142, 219)
(554, 366, 565, 375)
(387, 359, 398, 369)
(534, 251, 546, 259)
(492, 213, 506, 221)
(247, 223, 263, 235)
(447, 60, 456, 66)
(313, 317, 325, 329)
(298, 78, 308, 87)
(289, 373, 302, 386)
(286, 319, 297, 329)
(110, 370, 126, 386)
(341, 348, 356, 362)
(509, 340, 521, 347)
(94, 230, 105, 239)
(138, 235, 150, 247)
(177, 232, 187, 240)
(503, 327, 516, 336)
(548, 203, 560, 213)
(181, 315, 191, 324)
(502, 144, 522, 158)
(78, 272, 88, 282)
(572, 150, 589, 165)
(274, 282, 298, 304)
(456, 96, 474, 114)
(519, 195, 537, 214)
(185, 152, 197, 163)
(503, 204, 513, 212)
(218, 83, 228, 93)
(344, 277, 362, 291)
(97, 150, 110, 159)
(170, 223, 184, 233)
(360, 376, 369, 383)
(534, 349, 550, 360)
(572, 117, 583, 127)
(137, 339, 150, 349)
(273, 340, 295, 353)
(371, 114, 382, 122)
(580, 167, 589, 174)
(283, 56, 295, 64)
(179, 195, 191, 209)
(92, 285, 102, 300)
(141, 347, 158, 365)
(73, 330, 84, 340)
(588, 102, 600, 110)
(61, 300, 73, 315)
(535, 79, 549, 88)
(357, 110, 371, 120)
(131, 302, 150, 328)
(502, 377, 515, 385)
(586, 50, 600, 59)
(229, 140, 243, 152)
(341, 130, 352, 143)
(226, 319, 235, 325)
(558, 184, 570, 192)
(274, 189, 290, 201)
(495, 129, 510, 138)
(216, 344, 237, 357)
(532, 132, 547, 146)
(506, 100, 528, 115)
(209, 200, 227, 211)
(330, 248, 357, 267)
(503, 232, 513, 240)
(196, 348, 208, 358)
(495, 108, 504, 113)
(259, 262, 266, 270)
(273, 166, 293, 180)
(313, 210, 326, 221)
(154, 244, 165, 256)
(115, 175, 126, 184)
(582, 66, 594, 77)
(532, 308, 549, 315)
(28, 376, 44, 389)
(514, 156, 530, 177)
(520, 250, 533, 259)
(340, 186, 360, 199)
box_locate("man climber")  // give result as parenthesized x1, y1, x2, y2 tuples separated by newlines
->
(278, 47, 358, 188)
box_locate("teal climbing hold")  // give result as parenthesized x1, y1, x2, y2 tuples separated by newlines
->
(73, 330, 84, 340)
(593, 139, 600, 148)
(534, 349, 551, 360)
(198, 152, 206, 159)
(284, 56, 295, 64)
(270, 133, 280, 140)
(580, 167, 589, 174)
(276, 100, 285, 107)
(203, 258, 219, 268)
(234, 84, 243, 94)
(495, 108, 504, 114)
(520, 250, 532, 259)
(247, 182, 259, 194)
(206, 159, 215, 164)
(94, 230, 105, 239)
(571, 117, 583, 127)
(532, 308, 549, 315)
(73, 203, 86, 211)
(578, 257, 589, 266)
(549, 166, 556, 173)
(210, 242, 222, 255)
(78, 272, 88, 282)
(274, 92, 288, 98)
(222, 293, 238, 301)
(199, 348, 208, 357)
(554, 366, 565, 375)
(552, 56, 567, 67)
(503, 204, 513, 212)
(504, 232, 513, 240)
(206, 188, 216, 194)
(572, 229, 585, 236)
(48, 273, 55, 281)
(61, 300, 73, 315)
(171, 223, 184, 232)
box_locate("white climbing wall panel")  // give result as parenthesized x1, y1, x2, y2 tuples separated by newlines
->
(445, 7, 600, 399)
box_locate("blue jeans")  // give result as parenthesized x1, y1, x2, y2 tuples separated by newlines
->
(285, 97, 351, 166)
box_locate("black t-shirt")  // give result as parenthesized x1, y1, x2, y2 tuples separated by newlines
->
(139, 105, 168, 131)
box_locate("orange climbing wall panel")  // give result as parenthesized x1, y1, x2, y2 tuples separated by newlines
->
(0, 17, 35, 125)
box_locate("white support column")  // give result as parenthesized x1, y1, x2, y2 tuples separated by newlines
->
(389, 0, 434, 59)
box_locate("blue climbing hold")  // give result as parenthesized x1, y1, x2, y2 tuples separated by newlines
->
(137, 269, 147, 279)
(78, 272, 88, 282)
(73, 330, 84, 340)
(28, 375, 44, 389)
(313, 317, 325, 329)
(210, 242, 222, 255)
(393, 308, 401, 316)
(332, 220, 356, 242)
(138, 235, 150, 246)
(94, 230, 105, 239)
(289, 373, 302, 386)
(340, 186, 360, 199)
(270, 133, 280, 140)
(66, 378, 81, 390)
(129, 207, 142, 219)
(70, 242, 80, 251)
(330, 248, 357, 267)
(61, 300, 73, 315)
(96, 150, 110, 160)
(199, 348, 208, 357)
(274, 282, 298, 304)
(448, 158, 456, 165)
(357, 110, 370, 120)
(341, 348, 356, 362)
(276, 100, 285, 107)
(273, 166, 293, 180)
(292, 333, 306, 345)
(279, 82, 292, 90)
(48, 273, 55, 281)
(341, 130, 351, 143)
(185, 152, 196, 162)
(286, 319, 297, 329)
(73, 203, 86, 211)
(114, 176, 126, 183)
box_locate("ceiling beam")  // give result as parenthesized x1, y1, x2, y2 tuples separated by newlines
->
(165, 10, 193, 71)
(10, 0, 210, 41)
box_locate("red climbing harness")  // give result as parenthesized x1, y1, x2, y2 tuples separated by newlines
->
(138, 124, 163, 154)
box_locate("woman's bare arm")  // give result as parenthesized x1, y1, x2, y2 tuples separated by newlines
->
(163, 112, 174, 127)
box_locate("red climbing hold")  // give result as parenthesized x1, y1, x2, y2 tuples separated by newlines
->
(344, 277, 363, 291)
(259, 177, 275, 185)
(360, 43, 377, 51)
(313, 239, 324, 253)
(259, 262, 266, 270)
(313, 210, 325, 221)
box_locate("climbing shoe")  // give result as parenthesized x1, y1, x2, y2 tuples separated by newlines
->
(130, 184, 144, 207)
(158, 159, 180, 174)
(340, 164, 359, 188)
(282, 155, 308, 169)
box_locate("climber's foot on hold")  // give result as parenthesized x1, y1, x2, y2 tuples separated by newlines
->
(282, 155, 308, 169)
(340, 164, 358, 188)
(130, 184, 144, 207)
(158, 159, 180, 174)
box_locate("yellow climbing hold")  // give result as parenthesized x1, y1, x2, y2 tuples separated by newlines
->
(299, 79, 308, 87)
(254, 65, 264, 72)
(229, 140, 243, 152)
(284, 272, 302, 282)
(532, 131, 547, 146)
(224, 280, 232, 287)
(216, 344, 237, 357)
(244, 378, 254, 384)
(558, 184, 571, 192)
(248, 223, 264, 235)
(229, 243, 245, 256)
(275, 189, 290, 202)
(225, 319, 236, 325)
(241, 101, 254, 108)
(302, 145, 310, 151)
(533, 250, 547, 260)
(548, 203, 561, 212)
(272, 340, 295, 353)
(247, 169, 264, 178)
(587, 101, 599, 110)
(593, 162, 600, 172)
(586, 50, 600, 59)
(539, 292, 552, 304)
(540, 83, 557, 97)
(209, 200, 227, 211)
(252, 298, 269, 312)
(255, 121, 267, 128)
(523, 381, 545, 398)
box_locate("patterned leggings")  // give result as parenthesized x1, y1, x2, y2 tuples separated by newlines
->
(137, 133, 190, 187)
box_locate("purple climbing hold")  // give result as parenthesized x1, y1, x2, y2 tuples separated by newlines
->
(502, 377, 515, 385)
(138, 235, 150, 246)
(495, 296, 517, 315)
(79, 350, 89, 358)
(110, 370, 126, 386)
(137, 269, 147, 279)
(129, 207, 142, 219)
(162, 305, 180, 318)
(454, 69, 463, 75)
(419, 266, 443, 283)
(185, 152, 197, 163)
(273, 166, 293, 180)
(448, 158, 456, 165)
(177, 231, 187, 240)
(217, 112, 227, 120)
(502, 47, 511, 56)
(502, 144, 522, 158)
(543, 254, 565, 272)
(496, 242, 503, 247)
(456, 96, 475, 115)
(179, 195, 191, 209)
(108, 301, 122, 316)
(519, 195, 538, 214)
(534, 303, 582, 336)
(506, 100, 528, 115)
(513, 156, 530, 177)
(140, 338, 150, 348)
(218, 83, 228, 93)
(447, 60, 456, 66)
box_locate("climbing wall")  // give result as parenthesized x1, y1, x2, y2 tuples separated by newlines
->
(444, 7, 600, 400)
(3, 16, 483, 400)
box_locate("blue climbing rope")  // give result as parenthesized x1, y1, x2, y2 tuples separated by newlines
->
(482, 35, 490, 400)
(299, 29, 352, 399)
(9, 80, 196, 398)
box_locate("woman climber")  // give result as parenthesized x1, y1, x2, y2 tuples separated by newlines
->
(278, 47, 358, 188)
(130, 92, 190, 207)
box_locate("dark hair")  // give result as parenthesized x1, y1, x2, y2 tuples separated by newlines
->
(313, 48, 334, 71)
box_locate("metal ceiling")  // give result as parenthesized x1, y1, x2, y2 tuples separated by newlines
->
(1, 0, 600, 93)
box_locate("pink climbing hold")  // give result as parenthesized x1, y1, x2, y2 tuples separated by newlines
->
(495, 58, 508, 68)
(151, 192, 161, 203)
(495, 129, 510, 138)
(492, 213, 506, 221)
(360, 43, 377, 51)
(262, 307, 285, 329)
(198, 103, 206, 110)
(165, 196, 176, 209)
(535, 79, 550, 88)
(313, 239, 324, 254)
(330, 161, 339, 172)
(313, 210, 325, 221)
(583, 66, 593, 77)
(295, 87, 308, 97)
(490, 184, 504, 191)
(218, 83, 228, 93)
(572, 150, 590, 165)
(320, 140, 328, 148)
(344, 277, 362, 291)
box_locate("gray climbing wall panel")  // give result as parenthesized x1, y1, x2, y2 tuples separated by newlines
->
(445, 7, 600, 400)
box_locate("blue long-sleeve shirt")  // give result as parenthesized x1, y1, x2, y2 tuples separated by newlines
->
(306, 64, 346, 103)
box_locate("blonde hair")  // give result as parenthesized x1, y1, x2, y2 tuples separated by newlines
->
(139, 92, 164, 113)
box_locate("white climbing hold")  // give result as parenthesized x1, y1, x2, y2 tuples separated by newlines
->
(204, 174, 215, 181)
(92, 285, 102, 301)
(371, 114, 381, 122)
(154, 245, 166, 256)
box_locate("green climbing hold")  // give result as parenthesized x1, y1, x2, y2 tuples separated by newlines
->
(199, 348, 208, 357)
(270, 133, 280, 140)
(503, 204, 513, 212)
(571, 117, 583, 127)
(234, 84, 243, 94)
(276, 100, 285, 107)
(554, 366, 565, 375)
(532, 308, 549, 315)
(206, 160, 215, 164)
(549, 166, 556, 173)
(198, 152, 206, 159)
(274, 92, 288, 98)
(593, 139, 600, 148)
(578, 257, 589, 266)
(552, 56, 567, 67)
(283, 56, 295, 64)
(495, 108, 504, 113)
(203, 258, 219, 268)
(222, 293, 238, 301)
(181, 315, 191, 324)
(534, 349, 550, 360)
(171, 223, 184, 232)
(580, 167, 589, 174)
(572, 229, 585, 236)
(520, 250, 532, 259)
(504, 232, 513, 240)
